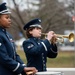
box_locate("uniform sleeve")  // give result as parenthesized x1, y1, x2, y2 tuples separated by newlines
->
(0, 38, 25, 74)
(23, 40, 48, 55)
(47, 43, 58, 58)
(8, 32, 26, 67)
(41, 39, 58, 58)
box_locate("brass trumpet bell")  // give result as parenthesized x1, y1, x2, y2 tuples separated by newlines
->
(67, 33, 74, 42)
(56, 33, 74, 42)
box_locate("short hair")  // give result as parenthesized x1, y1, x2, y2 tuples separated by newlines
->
(26, 27, 35, 38)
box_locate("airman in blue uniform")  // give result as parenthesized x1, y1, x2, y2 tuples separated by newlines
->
(0, 2, 37, 75)
(23, 18, 58, 72)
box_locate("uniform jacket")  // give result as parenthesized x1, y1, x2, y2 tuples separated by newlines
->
(23, 37, 58, 72)
(0, 27, 26, 75)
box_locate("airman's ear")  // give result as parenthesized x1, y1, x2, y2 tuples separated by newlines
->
(29, 31, 33, 34)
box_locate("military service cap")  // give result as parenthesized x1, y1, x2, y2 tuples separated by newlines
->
(0, 2, 11, 14)
(23, 18, 42, 30)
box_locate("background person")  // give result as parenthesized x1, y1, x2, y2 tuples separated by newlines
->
(0, 2, 37, 75)
(23, 18, 58, 72)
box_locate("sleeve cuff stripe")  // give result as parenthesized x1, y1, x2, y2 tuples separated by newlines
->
(41, 42, 47, 51)
(22, 64, 26, 66)
(13, 63, 20, 72)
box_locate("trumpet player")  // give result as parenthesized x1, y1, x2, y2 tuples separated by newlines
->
(23, 18, 58, 72)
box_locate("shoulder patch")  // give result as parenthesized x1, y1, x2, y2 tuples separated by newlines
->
(27, 44, 34, 49)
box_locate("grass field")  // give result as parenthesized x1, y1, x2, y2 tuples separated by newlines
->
(16, 50, 75, 68)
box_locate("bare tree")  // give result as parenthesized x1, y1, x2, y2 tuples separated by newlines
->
(36, 0, 74, 34)
(6, 0, 74, 40)
(7, 0, 33, 39)
(0, 0, 2, 3)
(7, 0, 40, 39)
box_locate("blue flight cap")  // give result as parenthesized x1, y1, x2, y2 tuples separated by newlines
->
(0, 2, 11, 14)
(23, 18, 42, 30)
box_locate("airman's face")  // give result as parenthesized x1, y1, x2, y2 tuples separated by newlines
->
(29, 27, 42, 38)
(0, 14, 11, 28)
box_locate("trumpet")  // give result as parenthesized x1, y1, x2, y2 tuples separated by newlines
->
(41, 33, 74, 43)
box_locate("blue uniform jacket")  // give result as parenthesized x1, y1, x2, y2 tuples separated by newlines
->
(23, 37, 58, 72)
(0, 27, 26, 75)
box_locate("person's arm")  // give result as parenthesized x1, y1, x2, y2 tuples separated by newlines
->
(43, 31, 58, 58)
(23, 37, 57, 56)
(0, 37, 38, 75)
(47, 43, 58, 58)
(0, 38, 25, 74)
(8, 32, 26, 66)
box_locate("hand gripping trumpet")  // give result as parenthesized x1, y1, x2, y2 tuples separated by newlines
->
(41, 33, 74, 43)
